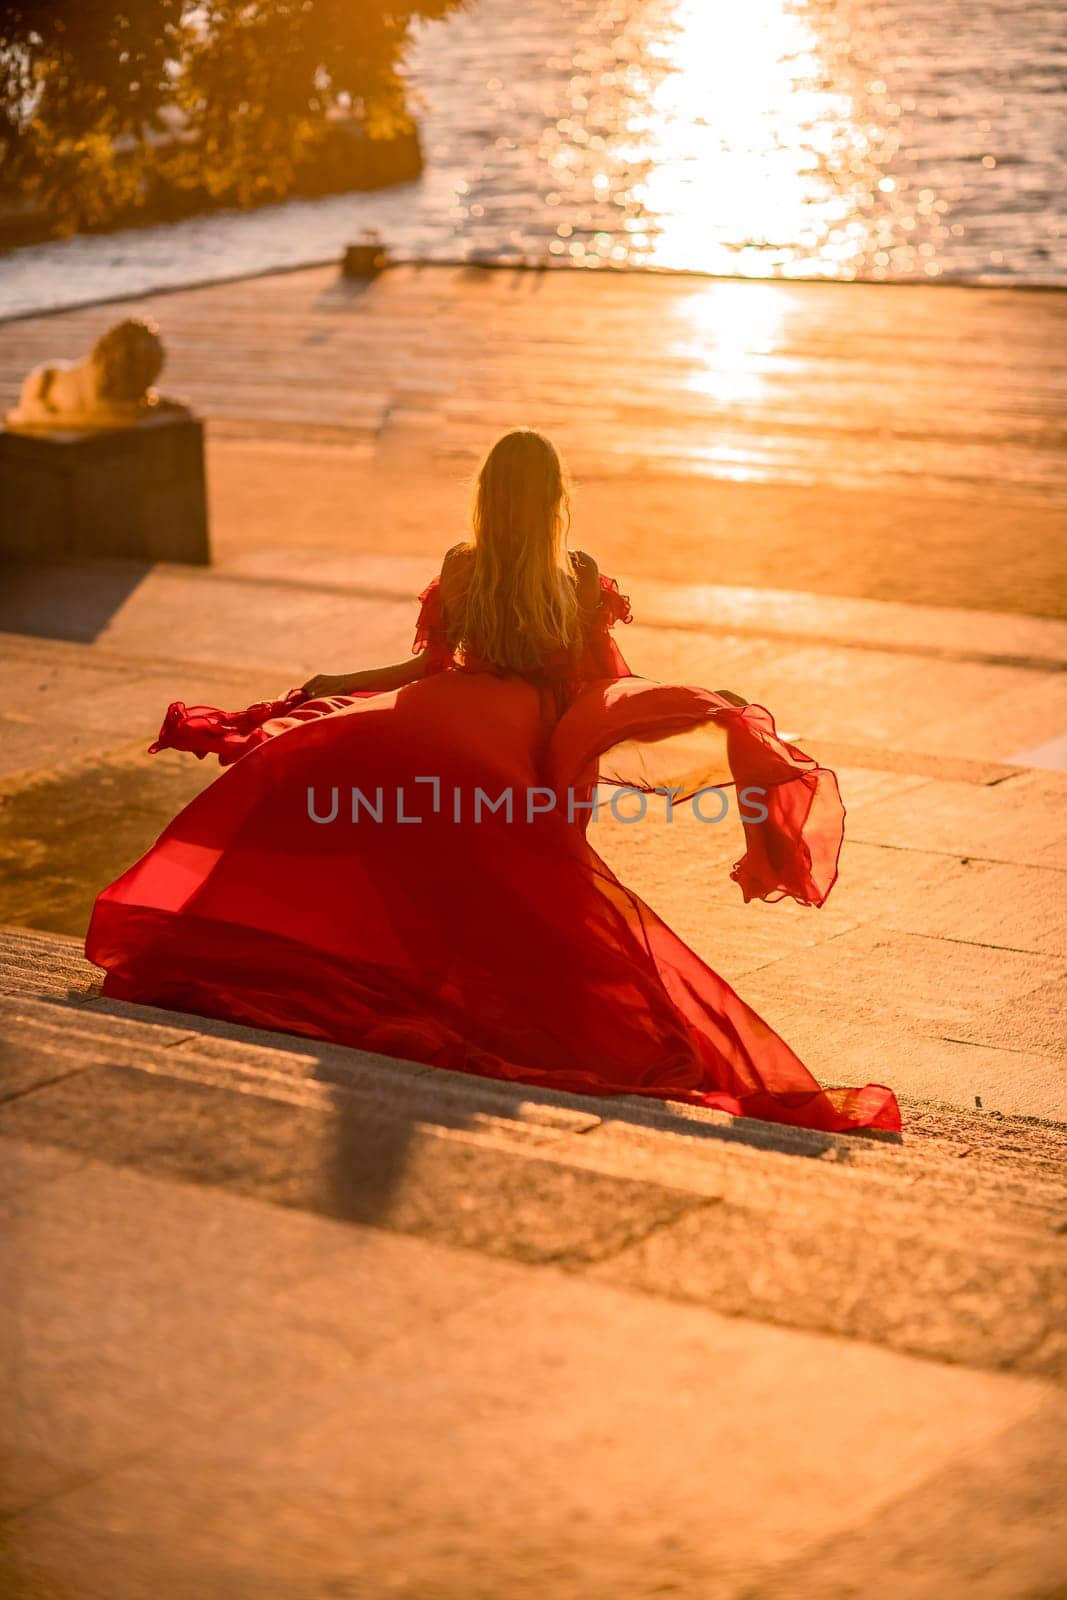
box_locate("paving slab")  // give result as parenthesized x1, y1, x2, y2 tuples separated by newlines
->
(878, 857, 1067, 957)
(739, 1402, 1066, 1600)
(951, 975, 1067, 1059)
(723, 987, 1066, 1122)
(1011, 731, 1067, 771)
(750, 925, 1063, 1034)
(2, 1141, 1061, 1600)
(0, 1139, 528, 1514)
(844, 770, 1067, 869)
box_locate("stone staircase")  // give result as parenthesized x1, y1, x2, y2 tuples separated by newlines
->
(2, 925, 1064, 1382)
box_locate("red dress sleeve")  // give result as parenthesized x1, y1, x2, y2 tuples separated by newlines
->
(148, 689, 307, 765)
(578, 572, 633, 680)
(597, 574, 633, 628)
(412, 577, 454, 674)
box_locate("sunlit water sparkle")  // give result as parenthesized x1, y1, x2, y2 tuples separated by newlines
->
(1, 0, 1063, 316)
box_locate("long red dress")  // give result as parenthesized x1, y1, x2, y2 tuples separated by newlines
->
(86, 571, 900, 1134)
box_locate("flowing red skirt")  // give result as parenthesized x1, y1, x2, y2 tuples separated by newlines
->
(86, 671, 900, 1135)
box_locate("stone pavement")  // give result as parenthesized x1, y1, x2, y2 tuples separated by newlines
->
(1, 263, 1065, 1596)
(3, 1141, 1061, 1600)
(2, 927, 1065, 1600)
(1, 266, 1065, 613)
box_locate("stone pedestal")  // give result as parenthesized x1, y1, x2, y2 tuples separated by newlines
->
(0, 413, 210, 564)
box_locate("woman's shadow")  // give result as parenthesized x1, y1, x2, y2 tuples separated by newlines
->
(41, 982, 884, 1240)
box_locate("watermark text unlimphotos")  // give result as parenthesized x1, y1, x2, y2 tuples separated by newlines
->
(305, 779, 769, 826)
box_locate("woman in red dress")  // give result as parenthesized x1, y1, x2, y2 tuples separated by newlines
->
(86, 429, 899, 1135)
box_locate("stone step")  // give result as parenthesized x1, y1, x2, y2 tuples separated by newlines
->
(216, 547, 1067, 669)
(5, 925, 1065, 1195)
(1, 987, 1062, 1224)
(2, 927, 1064, 1379)
(4, 928, 1062, 1185)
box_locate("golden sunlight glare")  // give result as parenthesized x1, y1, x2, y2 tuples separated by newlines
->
(621, 0, 869, 278)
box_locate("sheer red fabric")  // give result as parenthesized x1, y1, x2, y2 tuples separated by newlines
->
(87, 570, 900, 1134)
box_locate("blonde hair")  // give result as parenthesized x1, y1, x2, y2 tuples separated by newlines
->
(458, 429, 580, 673)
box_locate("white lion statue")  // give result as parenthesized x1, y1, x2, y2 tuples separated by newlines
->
(6, 317, 187, 430)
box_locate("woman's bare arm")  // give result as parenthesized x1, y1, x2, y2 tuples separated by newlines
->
(571, 550, 602, 631)
(301, 544, 470, 700)
(301, 654, 428, 699)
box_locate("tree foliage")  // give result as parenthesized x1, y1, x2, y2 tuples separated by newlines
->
(0, 0, 463, 230)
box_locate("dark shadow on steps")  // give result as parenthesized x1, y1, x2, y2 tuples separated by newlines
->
(0, 558, 152, 643)
(14, 985, 894, 1240)
(313, 271, 383, 315)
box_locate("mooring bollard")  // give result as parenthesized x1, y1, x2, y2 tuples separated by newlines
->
(342, 231, 389, 277)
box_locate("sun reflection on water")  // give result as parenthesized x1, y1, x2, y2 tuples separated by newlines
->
(677, 280, 791, 404)
(526, 0, 979, 281)
(621, 0, 871, 276)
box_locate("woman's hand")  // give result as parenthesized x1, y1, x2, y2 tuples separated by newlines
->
(301, 672, 353, 700)
(300, 656, 428, 700)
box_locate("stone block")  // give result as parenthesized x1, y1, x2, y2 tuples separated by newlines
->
(342, 238, 388, 277)
(0, 413, 210, 564)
